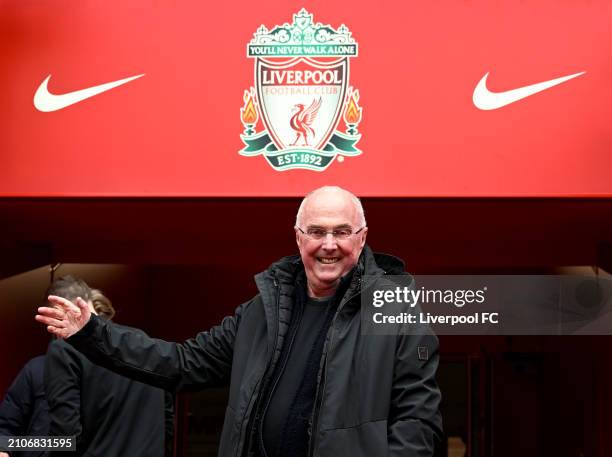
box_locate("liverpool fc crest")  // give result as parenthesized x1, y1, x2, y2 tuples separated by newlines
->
(239, 9, 363, 171)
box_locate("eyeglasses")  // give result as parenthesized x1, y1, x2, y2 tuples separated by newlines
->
(296, 226, 365, 241)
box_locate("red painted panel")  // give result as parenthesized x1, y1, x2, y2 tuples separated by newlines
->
(1, 2, 610, 196)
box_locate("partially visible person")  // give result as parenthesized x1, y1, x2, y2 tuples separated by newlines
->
(0, 287, 119, 457)
(43, 276, 174, 457)
(89, 289, 115, 320)
(0, 356, 49, 457)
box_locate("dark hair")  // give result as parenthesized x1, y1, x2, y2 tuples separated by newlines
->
(45, 275, 92, 303)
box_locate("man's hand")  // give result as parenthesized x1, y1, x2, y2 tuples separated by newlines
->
(1, 451, 9, 457)
(35, 295, 91, 339)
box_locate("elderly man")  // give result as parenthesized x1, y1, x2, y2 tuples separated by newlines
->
(36, 186, 442, 457)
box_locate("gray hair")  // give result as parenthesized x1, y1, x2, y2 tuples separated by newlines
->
(46, 275, 92, 303)
(295, 186, 366, 227)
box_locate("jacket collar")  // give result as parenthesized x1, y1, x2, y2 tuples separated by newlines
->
(254, 246, 407, 345)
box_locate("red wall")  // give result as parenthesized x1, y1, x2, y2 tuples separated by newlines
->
(2, 1, 611, 196)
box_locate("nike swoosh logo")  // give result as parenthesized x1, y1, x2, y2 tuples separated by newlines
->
(473, 71, 585, 110)
(33, 73, 145, 112)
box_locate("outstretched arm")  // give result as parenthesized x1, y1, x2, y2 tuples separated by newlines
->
(36, 296, 247, 392)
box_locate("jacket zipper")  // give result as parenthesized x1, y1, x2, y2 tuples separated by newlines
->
(256, 287, 303, 457)
(308, 276, 362, 457)
(235, 275, 281, 457)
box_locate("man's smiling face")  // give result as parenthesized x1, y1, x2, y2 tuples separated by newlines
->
(295, 188, 367, 298)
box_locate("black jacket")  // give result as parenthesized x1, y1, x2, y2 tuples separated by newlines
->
(68, 246, 442, 457)
(0, 356, 49, 457)
(45, 336, 173, 457)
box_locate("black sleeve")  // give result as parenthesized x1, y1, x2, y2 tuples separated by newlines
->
(44, 342, 83, 441)
(387, 332, 443, 457)
(66, 300, 250, 392)
(0, 361, 35, 452)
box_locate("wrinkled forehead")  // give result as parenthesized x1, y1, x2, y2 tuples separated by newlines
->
(301, 193, 359, 227)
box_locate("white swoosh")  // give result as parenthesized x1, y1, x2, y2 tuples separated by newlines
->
(473, 71, 585, 110)
(34, 73, 145, 112)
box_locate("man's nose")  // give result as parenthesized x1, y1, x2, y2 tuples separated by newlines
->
(321, 233, 338, 250)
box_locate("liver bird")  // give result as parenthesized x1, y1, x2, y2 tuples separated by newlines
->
(289, 97, 322, 146)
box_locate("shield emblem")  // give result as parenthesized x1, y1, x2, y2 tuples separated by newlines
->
(239, 9, 362, 171)
(255, 57, 348, 151)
